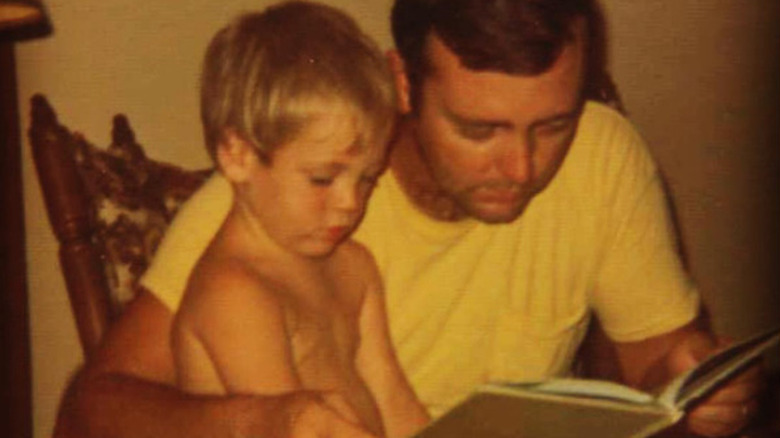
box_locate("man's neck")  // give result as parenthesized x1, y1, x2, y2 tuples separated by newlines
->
(389, 119, 469, 222)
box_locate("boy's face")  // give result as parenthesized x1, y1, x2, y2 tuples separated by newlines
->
(400, 27, 586, 223)
(243, 108, 386, 258)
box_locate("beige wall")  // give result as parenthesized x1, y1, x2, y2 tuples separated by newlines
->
(601, 0, 780, 337)
(16, 1, 778, 436)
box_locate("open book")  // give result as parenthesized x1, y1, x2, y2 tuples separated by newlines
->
(415, 326, 779, 438)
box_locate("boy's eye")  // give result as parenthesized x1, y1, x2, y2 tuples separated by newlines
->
(362, 171, 380, 183)
(360, 174, 379, 187)
(309, 176, 334, 186)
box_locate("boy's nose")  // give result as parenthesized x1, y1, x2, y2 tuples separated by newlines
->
(334, 184, 359, 213)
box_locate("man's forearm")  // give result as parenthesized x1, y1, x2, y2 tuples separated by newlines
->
(610, 318, 712, 390)
(54, 369, 375, 438)
(51, 292, 372, 438)
(54, 370, 289, 438)
(53, 291, 274, 438)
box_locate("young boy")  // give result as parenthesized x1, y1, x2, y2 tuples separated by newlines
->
(171, 2, 429, 437)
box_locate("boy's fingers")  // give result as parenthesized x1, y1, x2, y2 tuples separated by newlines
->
(286, 391, 376, 438)
(321, 392, 362, 425)
(326, 418, 377, 438)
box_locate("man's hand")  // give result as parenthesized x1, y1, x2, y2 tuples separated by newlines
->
(666, 332, 765, 437)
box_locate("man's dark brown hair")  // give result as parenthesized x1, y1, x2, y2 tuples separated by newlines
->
(391, 0, 612, 111)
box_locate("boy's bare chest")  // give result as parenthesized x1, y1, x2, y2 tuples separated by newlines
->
(281, 272, 363, 387)
(259, 257, 383, 434)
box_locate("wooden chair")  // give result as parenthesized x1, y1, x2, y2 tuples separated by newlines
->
(28, 95, 211, 357)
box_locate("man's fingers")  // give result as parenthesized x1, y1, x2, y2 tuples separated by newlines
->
(687, 417, 744, 438)
(689, 399, 758, 424)
(687, 399, 757, 438)
(696, 364, 763, 405)
(686, 365, 764, 438)
(667, 332, 718, 374)
(670, 334, 767, 438)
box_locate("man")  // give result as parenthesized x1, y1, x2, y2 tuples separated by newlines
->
(54, 1, 762, 437)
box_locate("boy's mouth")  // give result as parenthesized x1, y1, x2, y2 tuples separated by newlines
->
(325, 225, 350, 241)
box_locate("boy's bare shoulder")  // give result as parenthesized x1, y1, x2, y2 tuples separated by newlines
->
(180, 251, 284, 325)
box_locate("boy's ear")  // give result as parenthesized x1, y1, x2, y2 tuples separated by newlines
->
(386, 50, 412, 114)
(216, 131, 258, 183)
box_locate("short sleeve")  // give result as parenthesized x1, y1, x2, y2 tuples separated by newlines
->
(588, 108, 700, 341)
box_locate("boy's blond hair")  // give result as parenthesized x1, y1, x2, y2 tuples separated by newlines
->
(200, 1, 396, 163)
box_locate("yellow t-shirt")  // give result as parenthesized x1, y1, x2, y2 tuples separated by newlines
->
(141, 101, 699, 416)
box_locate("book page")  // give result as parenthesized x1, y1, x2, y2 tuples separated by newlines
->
(506, 378, 655, 404)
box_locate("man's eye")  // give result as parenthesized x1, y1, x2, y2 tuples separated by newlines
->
(457, 124, 496, 141)
(536, 120, 572, 136)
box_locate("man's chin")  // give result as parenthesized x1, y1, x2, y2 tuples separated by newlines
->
(464, 200, 529, 224)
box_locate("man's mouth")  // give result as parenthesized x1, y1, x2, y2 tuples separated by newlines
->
(473, 185, 523, 204)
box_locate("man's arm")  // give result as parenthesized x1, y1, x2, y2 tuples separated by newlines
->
(594, 316, 764, 438)
(581, 110, 764, 436)
(54, 290, 373, 438)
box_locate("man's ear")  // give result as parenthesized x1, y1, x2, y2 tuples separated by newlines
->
(216, 131, 258, 183)
(386, 49, 412, 114)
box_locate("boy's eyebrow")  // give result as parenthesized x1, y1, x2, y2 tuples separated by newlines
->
(302, 162, 345, 172)
(315, 135, 363, 156)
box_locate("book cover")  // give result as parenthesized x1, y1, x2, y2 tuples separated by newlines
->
(415, 326, 780, 438)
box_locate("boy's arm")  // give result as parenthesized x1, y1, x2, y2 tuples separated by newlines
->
(355, 250, 430, 438)
(54, 289, 374, 438)
(173, 261, 301, 394)
(176, 260, 374, 429)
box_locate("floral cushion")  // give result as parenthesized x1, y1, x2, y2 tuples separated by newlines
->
(69, 114, 212, 311)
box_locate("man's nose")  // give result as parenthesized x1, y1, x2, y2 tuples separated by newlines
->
(495, 139, 533, 184)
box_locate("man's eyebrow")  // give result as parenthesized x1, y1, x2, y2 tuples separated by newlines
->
(532, 106, 584, 127)
(443, 107, 512, 129)
(443, 105, 583, 131)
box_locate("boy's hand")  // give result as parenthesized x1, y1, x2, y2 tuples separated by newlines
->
(666, 333, 764, 437)
(279, 391, 378, 438)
